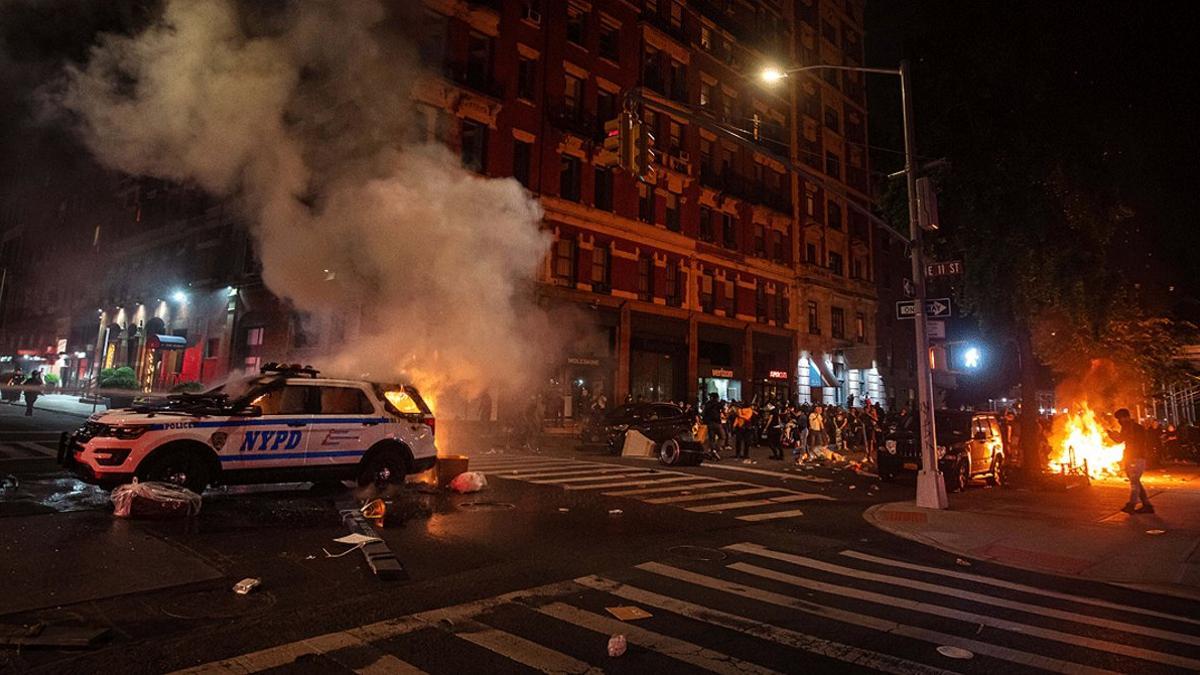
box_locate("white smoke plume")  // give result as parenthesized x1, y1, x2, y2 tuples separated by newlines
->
(57, 0, 558, 402)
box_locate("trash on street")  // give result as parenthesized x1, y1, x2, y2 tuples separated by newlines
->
(607, 634, 627, 657)
(606, 606, 652, 621)
(111, 478, 202, 518)
(449, 471, 487, 493)
(232, 578, 261, 595)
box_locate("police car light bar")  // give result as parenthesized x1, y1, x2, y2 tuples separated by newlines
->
(260, 362, 321, 378)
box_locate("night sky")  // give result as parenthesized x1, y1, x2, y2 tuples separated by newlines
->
(867, 0, 1200, 313)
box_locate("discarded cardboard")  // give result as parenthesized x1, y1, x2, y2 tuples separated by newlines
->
(606, 606, 652, 621)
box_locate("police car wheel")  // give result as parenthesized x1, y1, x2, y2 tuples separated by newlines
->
(140, 449, 210, 494)
(357, 450, 407, 488)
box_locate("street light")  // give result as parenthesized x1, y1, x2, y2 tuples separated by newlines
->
(171, 290, 188, 304)
(761, 60, 947, 509)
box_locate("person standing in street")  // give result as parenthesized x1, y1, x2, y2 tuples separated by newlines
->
(702, 393, 725, 460)
(1113, 408, 1153, 514)
(22, 368, 43, 416)
(806, 404, 826, 462)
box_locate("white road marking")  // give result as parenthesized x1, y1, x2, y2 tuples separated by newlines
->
(603, 481, 730, 497)
(412, 613, 600, 674)
(575, 575, 958, 675)
(644, 487, 782, 504)
(529, 471, 657, 484)
(732, 543, 1200, 649)
(534, 602, 781, 675)
(565, 475, 704, 491)
(636, 562, 1119, 675)
(840, 549, 1200, 628)
(736, 509, 809, 521)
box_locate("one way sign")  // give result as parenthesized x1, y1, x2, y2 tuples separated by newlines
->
(896, 298, 953, 320)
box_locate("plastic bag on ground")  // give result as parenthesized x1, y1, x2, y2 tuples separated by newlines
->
(111, 478, 202, 518)
(449, 471, 487, 493)
(607, 634, 627, 657)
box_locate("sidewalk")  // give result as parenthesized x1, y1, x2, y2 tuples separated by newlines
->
(866, 466, 1200, 600)
(29, 393, 108, 418)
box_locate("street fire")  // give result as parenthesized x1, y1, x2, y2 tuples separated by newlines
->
(1046, 402, 1125, 478)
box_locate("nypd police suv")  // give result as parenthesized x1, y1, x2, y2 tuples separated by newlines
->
(60, 364, 437, 493)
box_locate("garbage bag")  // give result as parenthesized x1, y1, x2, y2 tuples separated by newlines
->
(448, 471, 487, 493)
(111, 478, 202, 518)
(607, 634, 627, 657)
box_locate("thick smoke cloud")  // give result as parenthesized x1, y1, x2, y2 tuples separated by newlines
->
(57, 0, 557, 400)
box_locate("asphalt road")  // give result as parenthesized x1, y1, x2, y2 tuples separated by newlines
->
(1, 410, 1197, 674)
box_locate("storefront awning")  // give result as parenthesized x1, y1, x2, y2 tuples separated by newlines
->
(148, 334, 188, 351)
(815, 356, 838, 387)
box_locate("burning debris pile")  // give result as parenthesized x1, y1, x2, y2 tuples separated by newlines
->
(1046, 402, 1125, 479)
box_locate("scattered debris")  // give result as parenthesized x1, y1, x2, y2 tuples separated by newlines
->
(848, 485, 858, 490)
(0, 474, 18, 492)
(305, 555, 316, 560)
(337, 499, 408, 580)
(936, 645, 974, 660)
(0, 623, 110, 649)
(360, 499, 387, 527)
(232, 578, 261, 595)
(955, 558, 972, 567)
(1146, 529, 1166, 535)
(111, 478, 202, 519)
(449, 471, 487, 494)
(557, 507, 570, 513)
(606, 606, 653, 621)
(607, 634, 627, 657)
(608, 509, 623, 516)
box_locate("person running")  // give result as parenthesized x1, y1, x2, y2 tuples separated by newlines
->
(1113, 408, 1153, 514)
(701, 393, 725, 460)
(22, 369, 44, 417)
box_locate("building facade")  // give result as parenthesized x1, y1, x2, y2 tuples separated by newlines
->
(0, 0, 905, 416)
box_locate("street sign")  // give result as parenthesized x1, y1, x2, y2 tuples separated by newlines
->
(896, 298, 953, 320)
(927, 320, 945, 339)
(902, 278, 915, 299)
(925, 260, 963, 278)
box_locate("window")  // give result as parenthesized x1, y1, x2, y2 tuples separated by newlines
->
(563, 74, 583, 119)
(829, 251, 843, 276)
(466, 32, 492, 89)
(825, 151, 840, 178)
(777, 290, 789, 324)
(753, 224, 766, 256)
(461, 120, 487, 173)
(669, 0, 683, 29)
(319, 387, 375, 415)
(772, 230, 785, 262)
(553, 237, 576, 281)
(851, 256, 864, 280)
(513, 139, 532, 187)
(560, 154, 581, 201)
(594, 167, 613, 211)
(755, 282, 767, 321)
(517, 57, 537, 100)
(724, 279, 735, 315)
(599, 21, 620, 61)
(665, 263, 680, 306)
(665, 192, 680, 231)
(700, 272, 715, 312)
(806, 242, 817, 264)
(699, 206, 714, 242)
(591, 246, 610, 288)
(722, 213, 736, 249)
(245, 326, 264, 347)
(805, 189, 816, 217)
(669, 60, 687, 102)
(828, 201, 842, 230)
(700, 26, 712, 51)
(567, 5, 587, 46)
(418, 11, 447, 66)
(637, 255, 654, 301)
(639, 184, 655, 223)
(204, 338, 220, 359)
(290, 314, 310, 348)
(855, 312, 866, 343)
(824, 105, 840, 133)
(807, 301, 820, 335)
(597, 89, 617, 124)
(253, 385, 313, 416)
(831, 306, 845, 339)
(668, 121, 683, 154)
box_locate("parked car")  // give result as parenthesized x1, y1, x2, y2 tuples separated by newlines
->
(878, 410, 1006, 492)
(580, 402, 704, 466)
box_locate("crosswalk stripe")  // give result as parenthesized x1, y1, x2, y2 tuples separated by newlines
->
(414, 613, 600, 674)
(686, 494, 821, 513)
(565, 475, 704, 491)
(529, 471, 656, 484)
(736, 509, 807, 521)
(17, 441, 54, 457)
(574, 575, 958, 675)
(840, 549, 1200, 628)
(533, 602, 781, 675)
(732, 543, 1200, 649)
(489, 466, 638, 479)
(469, 460, 578, 471)
(603, 481, 730, 497)
(637, 561, 1118, 675)
(644, 487, 781, 504)
(729, 560, 1200, 670)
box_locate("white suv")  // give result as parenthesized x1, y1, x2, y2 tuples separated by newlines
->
(60, 364, 437, 493)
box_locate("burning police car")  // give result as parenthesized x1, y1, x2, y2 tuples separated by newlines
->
(60, 364, 437, 493)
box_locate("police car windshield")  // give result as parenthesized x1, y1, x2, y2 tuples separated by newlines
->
(204, 375, 279, 405)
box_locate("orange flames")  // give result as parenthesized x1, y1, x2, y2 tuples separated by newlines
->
(1046, 402, 1125, 478)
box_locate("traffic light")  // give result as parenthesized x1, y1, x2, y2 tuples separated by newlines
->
(633, 121, 656, 182)
(603, 111, 637, 172)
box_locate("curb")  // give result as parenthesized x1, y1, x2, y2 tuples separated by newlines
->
(863, 501, 1200, 601)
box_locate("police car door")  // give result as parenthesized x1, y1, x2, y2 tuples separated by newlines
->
(224, 382, 314, 470)
(305, 384, 381, 468)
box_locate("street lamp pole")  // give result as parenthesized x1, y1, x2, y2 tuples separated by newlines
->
(770, 59, 946, 508)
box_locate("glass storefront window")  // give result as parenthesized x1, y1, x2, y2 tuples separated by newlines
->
(699, 377, 741, 403)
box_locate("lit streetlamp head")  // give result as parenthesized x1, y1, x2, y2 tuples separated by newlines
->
(171, 290, 188, 304)
(760, 66, 787, 84)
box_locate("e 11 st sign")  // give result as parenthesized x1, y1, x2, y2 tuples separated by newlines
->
(925, 260, 963, 278)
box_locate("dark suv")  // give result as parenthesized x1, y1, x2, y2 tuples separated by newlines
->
(878, 410, 1006, 492)
(580, 402, 703, 465)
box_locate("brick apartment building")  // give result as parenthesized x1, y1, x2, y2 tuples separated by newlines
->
(0, 0, 913, 416)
